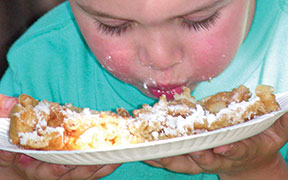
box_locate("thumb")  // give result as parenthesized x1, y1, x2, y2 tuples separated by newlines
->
(0, 150, 18, 167)
(263, 112, 288, 148)
(0, 95, 18, 118)
(277, 112, 288, 140)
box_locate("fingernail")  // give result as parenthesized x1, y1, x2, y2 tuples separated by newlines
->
(4, 97, 18, 111)
(153, 158, 161, 162)
(190, 152, 202, 159)
(222, 144, 234, 155)
(220, 151, 225, 155)
(191, 155, 200, 159)
(62, 165, 76, 171)
(0, 96, 17, 117)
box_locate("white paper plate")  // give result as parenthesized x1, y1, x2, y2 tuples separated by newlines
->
(1, 92, 288, 165)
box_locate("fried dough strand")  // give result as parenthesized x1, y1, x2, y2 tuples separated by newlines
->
(9, 85, 280, 150)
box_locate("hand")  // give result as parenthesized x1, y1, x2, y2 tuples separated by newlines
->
(0, 152, 120, 180)
(0, 94, 19, 173)
(0, 94, 121, 179)
(0, 94, 18, 117)
(10, 155, 120, 180)
(145, 113, 288, 179)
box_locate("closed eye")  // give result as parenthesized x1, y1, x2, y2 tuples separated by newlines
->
(181, 11, 220, 31)
(95, 21, 132, 36)
(94, 11, 220, 36)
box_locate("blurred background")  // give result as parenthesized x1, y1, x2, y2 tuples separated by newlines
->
(0, 0, 65, 78)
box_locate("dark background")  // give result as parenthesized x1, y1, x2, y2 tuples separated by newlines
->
(0, 0, 65, 78)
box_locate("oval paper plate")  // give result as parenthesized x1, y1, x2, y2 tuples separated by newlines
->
(1, 92, 288, 165)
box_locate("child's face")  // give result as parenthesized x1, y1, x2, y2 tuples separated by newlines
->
(69, 0, 255, 99)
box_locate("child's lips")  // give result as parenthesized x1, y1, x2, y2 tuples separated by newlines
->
(148, 86, 184, 100)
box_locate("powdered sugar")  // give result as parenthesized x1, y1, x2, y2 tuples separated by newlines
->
(17, 96, 261, 147)
(131, 97, 261, 139)
(19, 126, 64, 146)
(13, 85, 277, 150)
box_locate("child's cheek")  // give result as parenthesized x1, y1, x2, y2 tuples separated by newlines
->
(90, 40, 134, 78)
(190, 2, 247, 81)
(190, 43, 233, 81)
(196, 56, 230, 81)
(102, 53, 131, 77)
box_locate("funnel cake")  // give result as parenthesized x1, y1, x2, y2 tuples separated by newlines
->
(9, 85, 280, 150)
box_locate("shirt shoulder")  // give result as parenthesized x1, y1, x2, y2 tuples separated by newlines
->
(10, 2, 75, 48)
(279, 0, 288, 15)
(7, 1, 84, 64)
(6, 1, 87, 77)
(259, 0, 288, 93)
(4, 2, 92, 101)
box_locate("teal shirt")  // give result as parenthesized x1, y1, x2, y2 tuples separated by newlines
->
(1, 0, 288, 179)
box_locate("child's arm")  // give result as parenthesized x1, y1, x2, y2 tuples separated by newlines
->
(0, 94, 120, 179)
(145, 113, 288, 179)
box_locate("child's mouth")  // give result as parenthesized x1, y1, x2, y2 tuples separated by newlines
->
(148, 86, 183, 100)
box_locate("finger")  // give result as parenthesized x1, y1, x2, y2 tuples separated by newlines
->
(214, 139, 257, 161)
(189, 150, 225, 171)
(0, 151, 18, 167)
(15, 155, 74, 180)
(212, 144, 233, 155)
(0, 95, 18, 117)
(266, 113, 288, 145)
(60, 165, 103, 180)
(34, 163, 76, 180)
(279, 112, 288, 129)
(13, 155, 42, 179)
(87, 164, 121, 180)
(146, 155, 203, 174)
(60, 164, 120, 180)
(144, 159, 164, 168)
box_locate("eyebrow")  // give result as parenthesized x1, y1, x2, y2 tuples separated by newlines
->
(76, 1, 127, 20)
(179, 0, 230, 17)
(76, 0, 229, 20)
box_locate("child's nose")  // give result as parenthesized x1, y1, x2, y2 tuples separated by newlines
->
(137, 35, 184, 71)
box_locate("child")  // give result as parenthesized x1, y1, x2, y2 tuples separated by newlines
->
(0, 0, 288, 179)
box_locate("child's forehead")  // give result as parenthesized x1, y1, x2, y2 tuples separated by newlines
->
(74, 0, 231, 19)
(75, 0, 232, 13)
